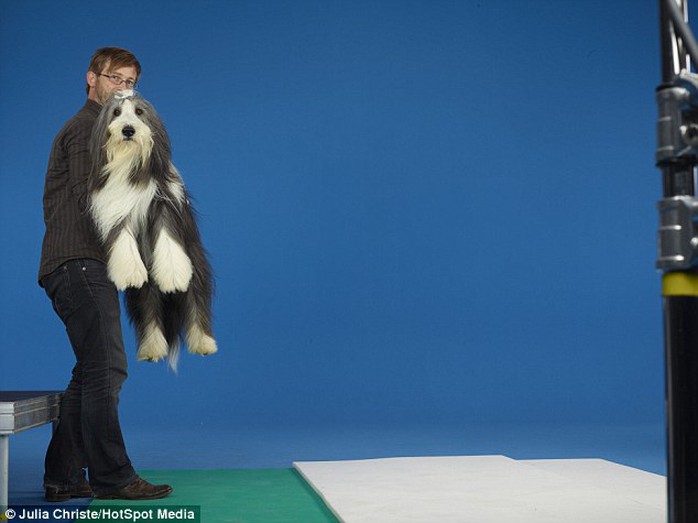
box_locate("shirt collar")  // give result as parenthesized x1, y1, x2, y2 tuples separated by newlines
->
(84, 98, 102, 116)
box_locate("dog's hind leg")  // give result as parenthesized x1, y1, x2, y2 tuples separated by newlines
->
(125, 285, 169, 363)
(183, 287, 217, 356)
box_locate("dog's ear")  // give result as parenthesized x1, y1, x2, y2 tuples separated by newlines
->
(140, 98, 173, 179)
(89, 102, 113, 190)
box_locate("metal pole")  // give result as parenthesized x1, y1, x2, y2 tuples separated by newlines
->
(657, 2, 698, 522)
(663, 293, 698, 521)
(0, 434, 8, 514)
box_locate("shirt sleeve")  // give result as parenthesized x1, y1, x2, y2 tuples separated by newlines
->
(64, 118, 94, 213)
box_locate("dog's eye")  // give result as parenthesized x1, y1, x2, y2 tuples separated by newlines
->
(113, 108, 121, 117)
(135, 108, 143, 116)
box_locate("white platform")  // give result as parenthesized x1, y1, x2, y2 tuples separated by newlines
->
(293, 455, 666, 523)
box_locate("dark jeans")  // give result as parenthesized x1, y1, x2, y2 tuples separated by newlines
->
(41, 258, 137, 495)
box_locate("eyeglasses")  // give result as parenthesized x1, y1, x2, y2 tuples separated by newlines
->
(99, 73, 137, 88)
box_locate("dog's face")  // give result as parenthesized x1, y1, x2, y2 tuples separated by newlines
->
(102, 90, 154, 163)
(90, 90, 172, 187)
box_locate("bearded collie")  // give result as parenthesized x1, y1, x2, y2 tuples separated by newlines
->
(88, 90, 217, 369)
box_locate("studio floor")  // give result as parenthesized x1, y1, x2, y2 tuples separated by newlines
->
(6, 421, 665, 522)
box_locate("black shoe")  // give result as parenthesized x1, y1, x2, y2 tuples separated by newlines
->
(45, 480, 94, 502)
(95, 477, 173, 500)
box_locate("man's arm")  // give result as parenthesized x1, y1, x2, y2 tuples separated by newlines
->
(65, 119, 94, 213)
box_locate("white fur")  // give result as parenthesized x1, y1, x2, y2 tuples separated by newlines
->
(151, 229, 193, 292)
(108, 226, 148, 290)
(136, 322, 168, 362)
(115, 89, 134, 99)
(91, 177, 157, 242)
(186, 322, 218, 355)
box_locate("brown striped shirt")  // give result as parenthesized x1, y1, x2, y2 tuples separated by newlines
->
(38, 99, 106, 284)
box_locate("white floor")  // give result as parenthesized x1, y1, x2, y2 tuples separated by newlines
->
(294, 455, 666, 523)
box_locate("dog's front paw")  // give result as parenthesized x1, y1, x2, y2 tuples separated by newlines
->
(108, 229, 149, 289)
(152, 230, 193, 293)
(137, 323, 169, 362)
(108, 254, 149, 289)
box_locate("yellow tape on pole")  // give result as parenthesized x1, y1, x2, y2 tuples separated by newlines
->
(663, 272, 698, 296)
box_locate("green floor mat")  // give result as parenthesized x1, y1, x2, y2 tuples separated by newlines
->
(87, 469, 339, 523)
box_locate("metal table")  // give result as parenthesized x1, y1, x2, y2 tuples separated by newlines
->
(0, 391, 62, 511)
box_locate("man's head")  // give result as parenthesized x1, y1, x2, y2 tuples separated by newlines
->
(86, 47, 141, 105)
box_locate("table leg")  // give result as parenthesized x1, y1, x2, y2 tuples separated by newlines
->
(0, 434, 9, 513)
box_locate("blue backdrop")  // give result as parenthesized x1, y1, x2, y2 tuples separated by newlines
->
(0, 1, 669, 436)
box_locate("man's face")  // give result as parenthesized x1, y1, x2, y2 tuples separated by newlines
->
(87, 65, 139, 105)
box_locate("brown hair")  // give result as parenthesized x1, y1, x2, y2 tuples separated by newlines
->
(85, 47, 142, 95)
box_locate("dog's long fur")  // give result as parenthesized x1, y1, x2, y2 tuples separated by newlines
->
(88, 90, 217, 369)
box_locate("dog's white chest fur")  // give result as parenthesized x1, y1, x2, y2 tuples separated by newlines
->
(91, 173, 157, 241)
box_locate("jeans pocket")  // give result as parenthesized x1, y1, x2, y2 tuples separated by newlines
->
(76, 258, 112, 291)
(43, 264, 74, 320)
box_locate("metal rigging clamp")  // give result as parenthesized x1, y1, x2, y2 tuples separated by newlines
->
(656, 70, 698, 271)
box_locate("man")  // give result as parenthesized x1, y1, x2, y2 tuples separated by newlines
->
(38, 47, 173, 501)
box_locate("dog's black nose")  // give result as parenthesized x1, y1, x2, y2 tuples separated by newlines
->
(122, 126, 135, 138)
